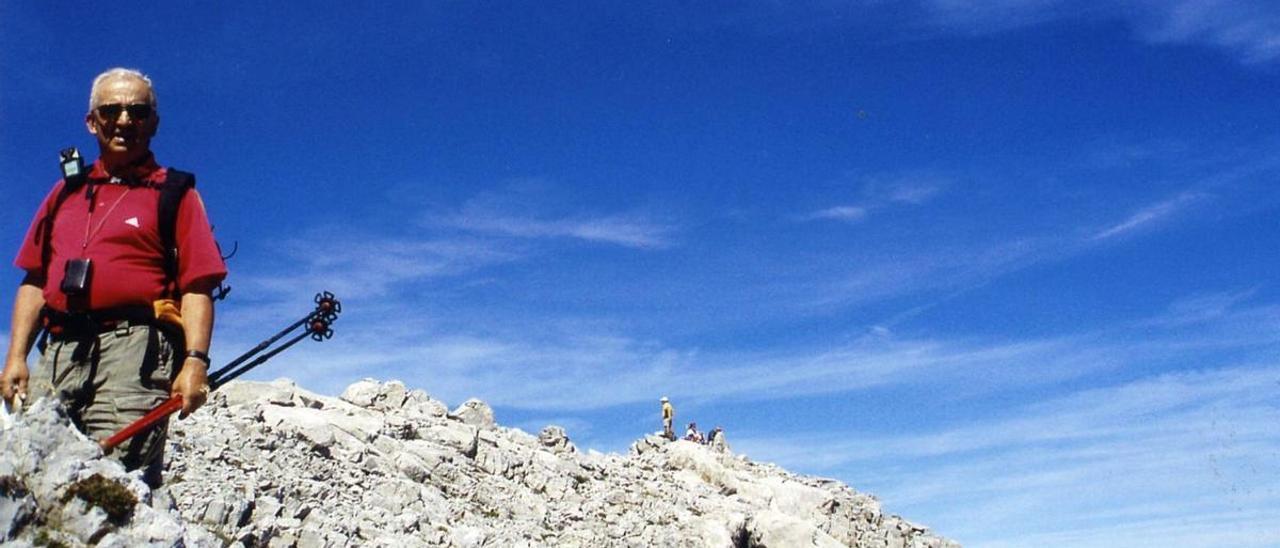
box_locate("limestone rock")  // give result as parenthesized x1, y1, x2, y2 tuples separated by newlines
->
(450, 398, 495, 428)
(538, 425, 577, 455)
(629, 433, 670, 456)
(340, 378, 409, 411)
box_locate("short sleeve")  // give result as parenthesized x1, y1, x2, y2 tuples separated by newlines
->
(173, 188, 228, 294)
(13, 181, 66, 276)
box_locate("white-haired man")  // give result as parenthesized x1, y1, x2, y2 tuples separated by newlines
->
(1, 68, 226, 487)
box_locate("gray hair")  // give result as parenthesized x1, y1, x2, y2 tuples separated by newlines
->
(88, 68, 157, 111)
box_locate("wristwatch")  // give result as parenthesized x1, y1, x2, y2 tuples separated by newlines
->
(185, 349, 211, 367)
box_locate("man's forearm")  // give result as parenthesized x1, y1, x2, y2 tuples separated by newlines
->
(6, 283, 45, 363)
(172, 291, 214, 415)
(179, 292, 214, 355)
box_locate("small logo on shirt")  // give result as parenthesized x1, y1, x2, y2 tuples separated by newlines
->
(124, 217, 140, 228)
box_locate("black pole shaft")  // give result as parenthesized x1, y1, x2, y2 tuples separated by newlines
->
(207, 313, 313, 381)
(210, 329, 313, 389)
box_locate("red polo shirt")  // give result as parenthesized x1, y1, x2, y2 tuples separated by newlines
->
(14, 156, 228, 313)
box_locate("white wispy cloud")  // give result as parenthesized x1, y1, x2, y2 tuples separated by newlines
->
(218, 274, 1082, 409)
(1086, 137, 1191, 169)
(445, 212, 674, 249)
(803, 172, 948, 224)
(798, 142, 1276, 318)
(717, 0, 1280, 66)
(204, 225, 528, 384)
(237, 230, 522, 301)
(921, 0, 1095, 33)
(733, 362, 1280, 547)
(244, 325, 1032, 412)
(722, 297, 1280, 545)
(1145, 287, 1264, 327)
(246, 290, 1280, 415)
(695, 1, 1280, 65)
(920, 0, 1280, 64)
(430, 184, 677, 249)
(1127, 0, 1280, 64)
(799, 236, 1053, 313)
(1092, 192, 1204, 240)
(862, 172, 950, 205)
(805, 205, 868, 222)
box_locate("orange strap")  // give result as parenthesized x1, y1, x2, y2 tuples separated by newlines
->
(152, 299, 183, 328)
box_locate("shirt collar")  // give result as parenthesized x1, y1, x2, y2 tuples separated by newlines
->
(87, 153, 164, 186)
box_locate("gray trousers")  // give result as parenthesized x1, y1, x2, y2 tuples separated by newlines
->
(29, 322, 179, 487)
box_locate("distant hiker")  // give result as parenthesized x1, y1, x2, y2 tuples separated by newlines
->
(706, 425, 727, 445)
(0, 68, 227, 487)
(661, 396, 675, 440)
(685, 422, 704, 443)
(709, 426, 729, 452)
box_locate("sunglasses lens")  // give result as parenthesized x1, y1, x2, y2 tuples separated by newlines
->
(97, 104, 123, 120)
(126, 104, 152, 120)
(96, 103, 151, 121)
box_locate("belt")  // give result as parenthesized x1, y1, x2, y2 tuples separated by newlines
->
(42, 306, 156, 337)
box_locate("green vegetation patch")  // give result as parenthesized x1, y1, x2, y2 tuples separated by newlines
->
(61, 473, 137, 525)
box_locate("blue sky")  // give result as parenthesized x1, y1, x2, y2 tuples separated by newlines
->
(3, 2, 1279, 546)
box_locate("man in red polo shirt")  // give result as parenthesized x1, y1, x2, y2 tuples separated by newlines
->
(1, 68, 226, 486)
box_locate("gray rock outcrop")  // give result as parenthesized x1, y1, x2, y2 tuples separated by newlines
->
(3, 378, 959, 547)
(0, 398, 219, 547)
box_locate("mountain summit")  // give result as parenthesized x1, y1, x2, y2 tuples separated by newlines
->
(1, 378, 957, 547)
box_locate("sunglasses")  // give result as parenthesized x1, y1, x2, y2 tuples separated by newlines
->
(94, 103, 153, 121)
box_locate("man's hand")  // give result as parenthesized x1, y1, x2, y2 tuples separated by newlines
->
(171, 357, 209, 419)
(4, 282, 44, 407)
(1, 357, 29, 404)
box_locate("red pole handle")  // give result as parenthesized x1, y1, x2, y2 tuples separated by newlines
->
(100, 394, 183, 452)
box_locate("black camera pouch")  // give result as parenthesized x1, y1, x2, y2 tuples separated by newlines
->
(60, 258, 92, 296)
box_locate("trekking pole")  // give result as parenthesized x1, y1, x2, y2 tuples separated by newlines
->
(208, 291, 339, 388)
(100, 292, 341, 452)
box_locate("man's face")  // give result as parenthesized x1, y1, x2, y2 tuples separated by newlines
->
(85, 77, 159, 167)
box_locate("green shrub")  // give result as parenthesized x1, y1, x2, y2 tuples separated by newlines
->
(61, 474, 137, 525)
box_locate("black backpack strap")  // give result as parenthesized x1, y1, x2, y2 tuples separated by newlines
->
(158, 168, 196, 299)
(35, 175, 88, 285)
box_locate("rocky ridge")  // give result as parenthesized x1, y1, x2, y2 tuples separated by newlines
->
(2, 378, 958, 547)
